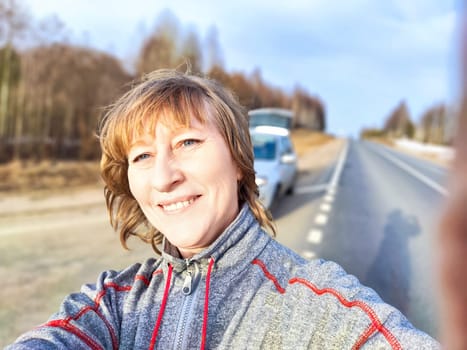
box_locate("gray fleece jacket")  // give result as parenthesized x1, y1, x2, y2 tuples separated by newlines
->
(7, 204, 439, 349)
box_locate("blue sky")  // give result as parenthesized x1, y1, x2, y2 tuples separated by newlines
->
(25, 0, 460, 137)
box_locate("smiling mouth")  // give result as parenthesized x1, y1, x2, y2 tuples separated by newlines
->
(159, 196, 199, 212)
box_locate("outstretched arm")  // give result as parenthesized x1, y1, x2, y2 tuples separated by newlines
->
(437, 7, 467, 349)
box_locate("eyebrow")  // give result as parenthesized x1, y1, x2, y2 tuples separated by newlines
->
(128, 137, 152, 149)
(128, 142, 144, 149)
(128, 124, 206, 149)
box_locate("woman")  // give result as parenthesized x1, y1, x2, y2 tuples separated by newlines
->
(7, 70, 438, 349)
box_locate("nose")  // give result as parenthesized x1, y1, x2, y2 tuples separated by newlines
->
(150, 151, 183, 192)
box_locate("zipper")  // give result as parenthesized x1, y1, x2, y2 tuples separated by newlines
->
(174, 260, 201, 349)
(182, 258, 200, 295)
(182, 270, 193, 295)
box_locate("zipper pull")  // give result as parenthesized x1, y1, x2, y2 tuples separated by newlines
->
(182, 271, 193, 295)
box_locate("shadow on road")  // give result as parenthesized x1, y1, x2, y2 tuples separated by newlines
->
(364, 209, 420, 315)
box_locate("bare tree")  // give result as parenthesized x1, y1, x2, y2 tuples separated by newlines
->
(135, 9, 181, 76)
(0, 3, 329, 162)
(292, 85, 326, 131)
(383, 101, 414, 138)
(419, 103, 449, 144)
(204, 25, 224, 72)
(0, 0, 28, 139)
(20, 44, 130, 160)
(179, 27, 203, 73)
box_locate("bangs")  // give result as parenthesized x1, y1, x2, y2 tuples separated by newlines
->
(101, 83, 210, 161)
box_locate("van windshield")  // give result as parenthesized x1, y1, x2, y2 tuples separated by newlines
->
(252, 134, 277, 160)
(249, 112, 292, 129)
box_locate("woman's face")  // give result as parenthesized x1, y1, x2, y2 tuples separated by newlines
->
(127, 112, 241, 258)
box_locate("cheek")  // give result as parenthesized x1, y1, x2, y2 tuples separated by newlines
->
(223, 163, 242, 193)
(127, 169, 144, 200)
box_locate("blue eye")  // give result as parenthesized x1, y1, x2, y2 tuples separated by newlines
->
(182, 139, 199, 147)
(133, 153, 151, 163)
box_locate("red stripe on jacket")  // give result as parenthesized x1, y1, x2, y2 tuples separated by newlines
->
(252, 258, 402, 350)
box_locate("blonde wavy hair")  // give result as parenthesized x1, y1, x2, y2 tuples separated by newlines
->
(98, 69, 275, 254)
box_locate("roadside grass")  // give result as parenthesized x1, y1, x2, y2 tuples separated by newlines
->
(362, 136, 395, 147)
(0, 160, 101, 194)
(290, 128, 335, 156)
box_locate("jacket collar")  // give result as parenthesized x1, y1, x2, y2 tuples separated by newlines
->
(161, 203, 271, 273)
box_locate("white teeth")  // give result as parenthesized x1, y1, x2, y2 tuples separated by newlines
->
(162, 198, 195, 212)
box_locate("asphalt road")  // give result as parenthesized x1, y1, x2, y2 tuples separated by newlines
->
(273, 138, 448, 340)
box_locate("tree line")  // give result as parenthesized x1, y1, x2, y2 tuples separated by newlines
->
(0, 1, 325, 163)
(360, 100, 454, 145)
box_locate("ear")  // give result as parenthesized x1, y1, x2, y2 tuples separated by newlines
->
(236, 167, 243, 181)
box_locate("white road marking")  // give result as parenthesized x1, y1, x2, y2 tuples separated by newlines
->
(307, 229, 323, 243)
(320, 203, 331, 212)
(302, 251, 316, 259)
(372, 145, 448, 196)
(329, 140, 349, 190)
(299, 141, 349, 256)
(314, 214, 328, 225)
(294, 183, 328, 195)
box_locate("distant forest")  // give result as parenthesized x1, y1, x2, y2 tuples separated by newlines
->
(360, 100, 454, 145)
(0, 1, 325, 162)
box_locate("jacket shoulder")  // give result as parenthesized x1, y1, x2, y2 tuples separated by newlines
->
(252, 241, 440, 349)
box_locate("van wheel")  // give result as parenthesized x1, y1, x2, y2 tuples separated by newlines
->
(286, 174, 297, 195)
(270, 185, 281, 210)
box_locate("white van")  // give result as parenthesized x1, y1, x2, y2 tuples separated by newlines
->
(250, 126, 298, 209)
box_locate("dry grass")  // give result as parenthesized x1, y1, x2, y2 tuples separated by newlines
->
(290, 128, 335, 156)
(363, 136, 395, 147)
(0, 160, 101, 194)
